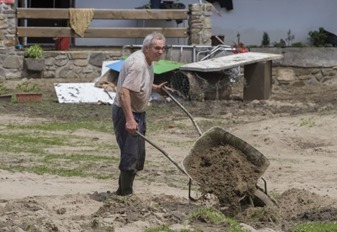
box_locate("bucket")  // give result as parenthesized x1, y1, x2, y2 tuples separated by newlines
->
(55, 37, 70, 51)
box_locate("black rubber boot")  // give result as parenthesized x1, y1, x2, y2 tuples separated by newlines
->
(116, 171, 136, 196)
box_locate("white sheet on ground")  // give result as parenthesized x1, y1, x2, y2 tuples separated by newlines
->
(54, 82, 116, 104)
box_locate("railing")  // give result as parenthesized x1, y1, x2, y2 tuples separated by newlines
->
(16, 8, 189, 39)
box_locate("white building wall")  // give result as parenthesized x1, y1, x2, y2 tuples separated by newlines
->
(74, 0, 337, 46)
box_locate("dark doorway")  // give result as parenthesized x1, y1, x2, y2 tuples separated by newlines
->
(18, 0, 72, 45)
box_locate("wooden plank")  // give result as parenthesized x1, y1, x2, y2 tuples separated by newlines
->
(17, 27, 188, 38)
(17, 8, 188, 20)
(17, 8, 69, 19)
(180, 52, 283, 72)
(94, 9, 188, 20)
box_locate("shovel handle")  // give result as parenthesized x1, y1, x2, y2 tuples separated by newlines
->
(135, 131, 188, 176)
(162, 87, 202, 136)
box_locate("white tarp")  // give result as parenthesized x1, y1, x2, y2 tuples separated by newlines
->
(54, 82, 116, 104)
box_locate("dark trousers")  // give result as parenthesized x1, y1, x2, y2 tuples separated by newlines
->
(112, 104, 146, 172)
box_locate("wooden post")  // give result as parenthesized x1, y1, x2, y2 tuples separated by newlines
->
(243, 61, 272, 101)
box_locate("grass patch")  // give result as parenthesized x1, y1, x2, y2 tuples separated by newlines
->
(0, 161, 114, 179)
(31, 164, 112, 179)
(0, 132, 70, 146)
(300, 117, 316, 128)
(0, 82, 9, 95)
(7, 119, 112, 133)
(144, 225, 197, 232)
(0, 151, 119, 179)
(189, 207, 247, 232)
(44, 153, 119, 163)
(0, 119, 119, 179)
(292, 221, 337, 232)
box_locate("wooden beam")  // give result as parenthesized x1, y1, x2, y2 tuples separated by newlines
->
(17, 27, 189, 38)
(17, 8, 69, 19)
(17, 8, 189, 20)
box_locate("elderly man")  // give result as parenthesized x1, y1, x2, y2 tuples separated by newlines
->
(112, 32, 167, 196)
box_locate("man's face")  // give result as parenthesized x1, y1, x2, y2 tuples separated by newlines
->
(145, 39, 165, 63)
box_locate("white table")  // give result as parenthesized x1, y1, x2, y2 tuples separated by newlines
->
(180, 52, 283, 100)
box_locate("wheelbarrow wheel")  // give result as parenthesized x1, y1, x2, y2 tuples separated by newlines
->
(251, 189, 277, 207)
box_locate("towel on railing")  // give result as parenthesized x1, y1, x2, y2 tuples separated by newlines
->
(69, 8, 95, 37)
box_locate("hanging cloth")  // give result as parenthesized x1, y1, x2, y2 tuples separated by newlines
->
(69, 8, 95, 37)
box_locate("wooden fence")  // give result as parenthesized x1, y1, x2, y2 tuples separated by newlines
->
(16, 8, 189, 39)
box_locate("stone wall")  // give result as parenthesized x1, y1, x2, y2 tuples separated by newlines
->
(188, 3, 212, 46)
(272, 66, 337, 86)
(0, 2, 214, 81)
(0, 2, 336, 87)
(251, 47, 337, 86)
(40, 50, 122, 80)
(0, 1, 17, 80)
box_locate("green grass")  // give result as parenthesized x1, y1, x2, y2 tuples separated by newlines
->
(189, 207, 227, 224)
(300, 117, 316, 128)
(0, 82, 9, 95)
(7, 119, 113, 133)
(0, 130, 117, 154)
(0, 160, 115, 179)
(189, 207, 247, 232)
(44, 153, 117, 162)
(292, 221, 337, 232)
(144, 225, 198, 232)
(0, 118, 119, 179)
(0, 132, 70, 146)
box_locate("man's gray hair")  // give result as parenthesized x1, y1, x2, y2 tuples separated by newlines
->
(142, 32, 166, 52)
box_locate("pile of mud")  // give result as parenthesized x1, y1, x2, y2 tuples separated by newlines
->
(187, 144, 261, 214)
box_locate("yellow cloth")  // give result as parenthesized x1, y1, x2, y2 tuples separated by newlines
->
(69, 8, 94, 37)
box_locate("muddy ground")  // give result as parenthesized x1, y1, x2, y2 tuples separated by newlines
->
(0, 74, 337, 232)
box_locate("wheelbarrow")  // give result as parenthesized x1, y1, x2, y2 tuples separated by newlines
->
(136, 88, 276, 207)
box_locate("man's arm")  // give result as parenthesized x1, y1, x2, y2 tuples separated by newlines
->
(119, 87, 138, 133)
(152, 82, 168, 95)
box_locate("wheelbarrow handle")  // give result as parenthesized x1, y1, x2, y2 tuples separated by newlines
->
(161, 87, 202, 136)
(135, 131, 188, 176)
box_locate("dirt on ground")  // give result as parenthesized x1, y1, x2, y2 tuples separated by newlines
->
(0, 74, 337, 232)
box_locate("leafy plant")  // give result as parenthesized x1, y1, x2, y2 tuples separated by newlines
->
(24, 44, 43, 59)
(261, 32, 270, 47)
(0, 82, 9, 95)
(308, 27, 328, 47)
(16, 81, 41, 93)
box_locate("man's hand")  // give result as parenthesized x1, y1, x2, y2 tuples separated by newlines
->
(153, 82, 175, 96)
(125, 118, 138, 134)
